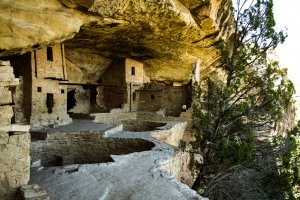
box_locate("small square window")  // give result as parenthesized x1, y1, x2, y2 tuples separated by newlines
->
(61, 89, 65, 94)
(150, 94, 155, 100)
(37, 87, 42, 92)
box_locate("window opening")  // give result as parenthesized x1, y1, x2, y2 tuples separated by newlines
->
(37, 87, 42, 92)
(150, 94, 155, 100)
(47, 47, 53, 61)
(131, 67, 135, 76)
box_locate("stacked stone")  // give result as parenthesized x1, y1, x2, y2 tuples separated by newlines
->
(0, 60, 30, 200)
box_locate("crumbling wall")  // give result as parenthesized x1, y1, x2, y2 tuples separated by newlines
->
(68, 86, 90, 114)
(0, 61, 30, 200)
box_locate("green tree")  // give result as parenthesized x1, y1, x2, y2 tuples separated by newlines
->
(274, 121, 300, 199)
(191, 0, 294, 191)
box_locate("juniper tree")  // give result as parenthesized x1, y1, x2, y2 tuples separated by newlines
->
(191, 0, 294, 191)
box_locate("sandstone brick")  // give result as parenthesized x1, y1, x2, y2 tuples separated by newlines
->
(0, 60, 10, 66)
(0, 66, 13, 73)
(0, 66, 15, 82)
(9, 135, 19, 146)
(0, 88, 12, 105)
(0, 106, 13, 126)
(0, 132, 9, 145)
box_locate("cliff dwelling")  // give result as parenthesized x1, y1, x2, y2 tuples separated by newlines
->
(0, 43, 197, 199)
(0, 0, 234, 199)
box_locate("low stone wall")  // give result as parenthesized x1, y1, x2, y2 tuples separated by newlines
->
(92, 112, 137, 124)
(0, 133, 30, 200)
(93, 112, 188, 147)
(151, 121, 187, 147)
(31, 131, 155, 167)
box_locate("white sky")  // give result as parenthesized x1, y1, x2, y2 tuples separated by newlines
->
(273, 0, 300, 90)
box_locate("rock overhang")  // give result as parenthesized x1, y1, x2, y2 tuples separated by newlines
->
(0, 0, 234, 83)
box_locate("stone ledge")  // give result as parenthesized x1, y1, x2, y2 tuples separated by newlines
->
(0, 124, 30, 132)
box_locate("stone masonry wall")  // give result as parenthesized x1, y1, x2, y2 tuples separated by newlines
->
(138, 85, 188, 117)
(30, 44, 71, 129)
(31, 132, 154, 167)
(0, 60, 30, 200)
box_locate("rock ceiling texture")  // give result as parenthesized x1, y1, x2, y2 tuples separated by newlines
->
(0, 0, 233, 83)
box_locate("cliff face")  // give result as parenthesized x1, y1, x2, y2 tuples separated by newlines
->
(0, 0, 233, 83)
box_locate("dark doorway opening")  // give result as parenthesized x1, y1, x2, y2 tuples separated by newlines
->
(67, 90, 76, 111)
(46, 93, 54, 114)
(90, 87, 97, 104)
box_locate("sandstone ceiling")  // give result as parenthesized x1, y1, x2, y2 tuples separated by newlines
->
(0, 0, 233, 83)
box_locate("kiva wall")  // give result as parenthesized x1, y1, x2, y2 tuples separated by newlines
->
(31, 132, 154, 167)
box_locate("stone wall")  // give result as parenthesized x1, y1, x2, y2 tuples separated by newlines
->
(0, 60, 30, 200)
(31, 131, 154, 167)
(125, 58, 144, 84)
(138, 85, 188, 116)
(30, 79, 71, 129)
(30, 44, 71, 129)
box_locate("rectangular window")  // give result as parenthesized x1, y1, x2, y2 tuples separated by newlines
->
(131, 67, 135, 76)
(61, 89, 65, 94)
(46, 93, 54, 114)
(37, 87, 42, 92)
(47, 47, 53, 61)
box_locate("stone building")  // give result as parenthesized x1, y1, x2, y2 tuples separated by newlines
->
(9, 44, 72, 129)
(96, 58, 145, 112)
(97, 58, 189, 116)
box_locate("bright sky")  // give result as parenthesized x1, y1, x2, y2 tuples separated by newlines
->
(273, 0, 300, 91)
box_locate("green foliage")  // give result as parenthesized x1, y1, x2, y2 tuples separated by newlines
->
(274, 122, 300, 199)
(219, 137, 254, 165)
(191, 0, 294, 171)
